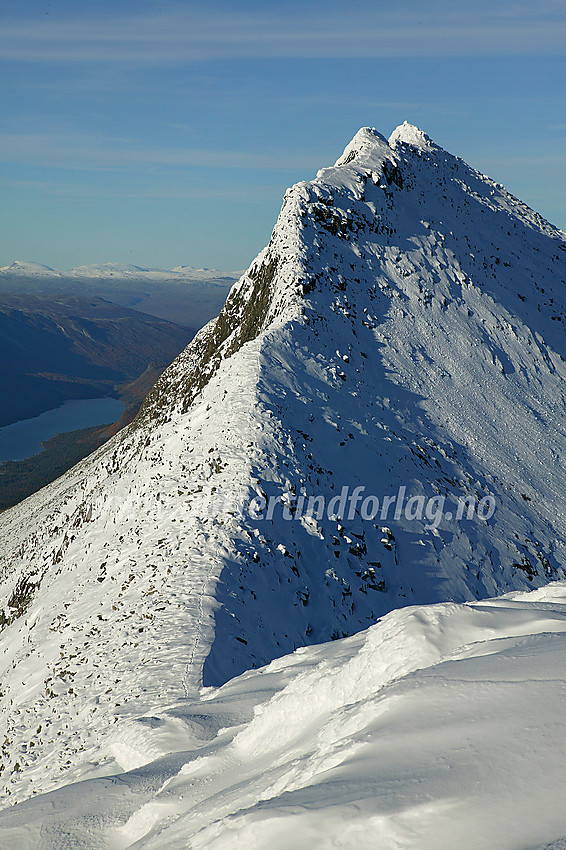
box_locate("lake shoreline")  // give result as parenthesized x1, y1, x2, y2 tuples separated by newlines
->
(0, 366, 161, 511)
(0, 396, 126, 463)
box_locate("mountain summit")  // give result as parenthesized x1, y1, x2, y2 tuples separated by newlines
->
(1, 124, 565, 807)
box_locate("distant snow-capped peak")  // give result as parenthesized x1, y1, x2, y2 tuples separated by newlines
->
(0, 261, 236, 281)
(0, 260, 60, 276)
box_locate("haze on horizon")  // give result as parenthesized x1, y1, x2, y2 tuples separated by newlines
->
(1, 0, 564, 272)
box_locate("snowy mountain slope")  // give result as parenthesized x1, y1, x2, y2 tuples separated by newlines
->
(2, 583, 566, 850)
(0, 123, 565, 807)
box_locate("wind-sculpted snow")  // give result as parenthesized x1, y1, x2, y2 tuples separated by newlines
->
(2, 584, 566, 849)
(0, 122, 565, 809)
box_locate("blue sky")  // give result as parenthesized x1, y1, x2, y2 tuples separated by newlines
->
(1, 0, 565, 272)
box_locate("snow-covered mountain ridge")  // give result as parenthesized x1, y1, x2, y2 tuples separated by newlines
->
(1, 122, 565, 811)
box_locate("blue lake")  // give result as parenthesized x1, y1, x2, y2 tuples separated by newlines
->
(0, 397, 125, 463)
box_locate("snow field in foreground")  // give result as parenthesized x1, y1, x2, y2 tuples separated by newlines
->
(2, 583, 566, 849)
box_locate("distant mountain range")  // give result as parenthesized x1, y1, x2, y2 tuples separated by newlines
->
(0, 123, 565, 846)
(0, 293, 201, 510)
(0, 260, 238, 281)
(0, 262, 236, 328)
(0, 264, 234, 508)
(0, 293, 196, 428)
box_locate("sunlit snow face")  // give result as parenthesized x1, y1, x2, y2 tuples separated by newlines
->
(241, 485, 495, 530)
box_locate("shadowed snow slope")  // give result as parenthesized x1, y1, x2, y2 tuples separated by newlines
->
(2, 584, 566, 849)
(0, 123, 565, 811)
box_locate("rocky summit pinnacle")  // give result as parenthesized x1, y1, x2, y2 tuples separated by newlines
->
(389, 120, 437, 149)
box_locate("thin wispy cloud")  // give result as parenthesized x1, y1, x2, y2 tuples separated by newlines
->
(2, 1, 565, 64)
(4, 130, 564, 179)
(1, 176, 284, 203)
(0, 132, 325, 172)
(2, 0, 563, 267)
